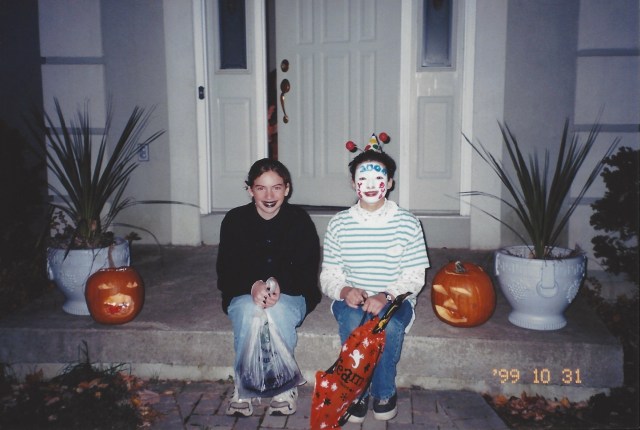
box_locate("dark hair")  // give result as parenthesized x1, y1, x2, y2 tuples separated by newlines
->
(348, 151, 397, 180)
(245, 158, 293, 193)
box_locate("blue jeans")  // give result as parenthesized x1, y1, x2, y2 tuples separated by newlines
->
(228, 294, 306, 370)
(331, 300, 413, 401)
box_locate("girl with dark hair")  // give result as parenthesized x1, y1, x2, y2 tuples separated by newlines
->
(217, 158, 321, 417)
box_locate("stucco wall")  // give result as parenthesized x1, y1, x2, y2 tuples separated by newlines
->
(504, 1, 580, 139)
(468, 0, 507, 250)
(501, 0, 580, 248)
(101, 0, 201, 245)
(571, 0, 640, 269)
(100, 0, 172, 244)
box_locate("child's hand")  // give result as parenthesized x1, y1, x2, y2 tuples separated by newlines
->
(264, 277, 281, 308)
(341, 287, 368, 308)
(251, 279, 280, 308)
(362, 293, 387, 315)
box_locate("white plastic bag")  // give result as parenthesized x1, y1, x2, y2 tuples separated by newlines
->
(236, 307, 304, 398)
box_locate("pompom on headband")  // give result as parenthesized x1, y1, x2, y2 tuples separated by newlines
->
(345, 132, 391, 154)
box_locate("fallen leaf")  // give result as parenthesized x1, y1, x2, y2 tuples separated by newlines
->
(45, 396, 60, 406)
(494, 394, 509, 406)
(137, 389, 161, 405)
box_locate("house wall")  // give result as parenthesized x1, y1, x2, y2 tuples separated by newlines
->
(100, 0, 173, 245)
(470, 0, 639, 265)
(504, 1, 580, 140)
(101, 0, 201, 245)
(467, 0, 507, 250)
(36, 0, 201, 246)
(38, 0, 108, 199)
(571, 0, 639, 279)
(34, 0, 638, 254)
(161, 0, 202, 245)
(501, 0, 580, 247)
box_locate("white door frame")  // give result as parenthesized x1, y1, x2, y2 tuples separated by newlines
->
(460, 0, 476, 217)
(398, 0, 413, 209)
(193, 0, 211, 214)
(193, 0, 268, 214)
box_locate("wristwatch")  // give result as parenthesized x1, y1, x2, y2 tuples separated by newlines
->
(379, 292, 393, 302)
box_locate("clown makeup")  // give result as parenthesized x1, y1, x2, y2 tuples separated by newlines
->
(353, 161, 392, 211)
(248, 170, 290, 220)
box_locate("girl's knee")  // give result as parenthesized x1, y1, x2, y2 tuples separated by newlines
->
(384, 317, 407, 337)
(228, 295, 254, 311)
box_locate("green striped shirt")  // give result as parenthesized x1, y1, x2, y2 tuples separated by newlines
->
(322, 201, 430, 295)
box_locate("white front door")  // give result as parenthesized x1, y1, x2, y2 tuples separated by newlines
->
(275, 0, 401, 207)
(203, 0, 267, 211)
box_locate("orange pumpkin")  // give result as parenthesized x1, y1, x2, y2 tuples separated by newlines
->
(431, 261, 495, 327)
(85, 266, 145, 325)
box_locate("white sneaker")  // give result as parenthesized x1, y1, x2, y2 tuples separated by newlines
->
(225, 386, 253, 417)
(267, 387, 298, 416)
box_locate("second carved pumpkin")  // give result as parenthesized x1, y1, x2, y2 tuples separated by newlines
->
(431, 261, 495, 327)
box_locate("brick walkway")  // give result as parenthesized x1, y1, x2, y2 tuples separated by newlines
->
(147, 379, 509, 430)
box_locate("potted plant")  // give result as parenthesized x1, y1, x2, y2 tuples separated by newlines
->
(31, 99, 190, 316)
(463, 119, 618, 330)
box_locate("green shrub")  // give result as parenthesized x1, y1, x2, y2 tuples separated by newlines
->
(0, 343, 145, 429)
(590, 146, 639, 285)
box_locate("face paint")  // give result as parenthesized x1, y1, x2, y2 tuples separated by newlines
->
(354, 162, 389, 208)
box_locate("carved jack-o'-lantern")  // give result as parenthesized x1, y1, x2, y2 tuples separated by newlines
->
(85, 266, 144, 325)
(431, 261, 495, 327)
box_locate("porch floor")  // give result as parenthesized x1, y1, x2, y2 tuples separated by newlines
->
(0, 245, 623, 402)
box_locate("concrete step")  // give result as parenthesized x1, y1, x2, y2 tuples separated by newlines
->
(0, 246, 622, 402)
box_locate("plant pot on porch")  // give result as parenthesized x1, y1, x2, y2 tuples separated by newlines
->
(30, 100, 192, 315)
(462, 119, 617, 330)
(494, 245, 587, 330)
(47, 238, 130, 315)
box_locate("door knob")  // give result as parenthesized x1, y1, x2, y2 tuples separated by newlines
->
(280, 79, 291, 123)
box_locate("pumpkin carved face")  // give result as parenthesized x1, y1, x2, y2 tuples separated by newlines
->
(431, 261, 495, 327)
(85, 267, 144, 324)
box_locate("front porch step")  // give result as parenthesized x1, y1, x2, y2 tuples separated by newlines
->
(0, 246, 622, 402)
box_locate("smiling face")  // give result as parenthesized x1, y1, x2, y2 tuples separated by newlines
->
(248, 170, 290, 219)
(352, 161, 393, 211)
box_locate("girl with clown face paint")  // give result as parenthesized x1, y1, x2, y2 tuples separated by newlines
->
(353, 160, 393, 209)
(320, 147, 430, 423)
(349, 149, 396, 210)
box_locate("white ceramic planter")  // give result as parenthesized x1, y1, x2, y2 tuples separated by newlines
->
(494, 245, 586, 330)
(47, 238, 130, 315)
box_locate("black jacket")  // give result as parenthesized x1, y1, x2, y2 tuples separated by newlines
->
(216, 202, 321, 316)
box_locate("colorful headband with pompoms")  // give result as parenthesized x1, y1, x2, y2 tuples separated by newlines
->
(345, 132, 391, 154)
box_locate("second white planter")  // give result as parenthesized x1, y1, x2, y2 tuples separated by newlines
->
(494, 245, 587, 330)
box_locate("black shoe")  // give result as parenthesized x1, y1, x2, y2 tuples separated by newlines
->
(346, 395, 369, 423)
(373, 393, 397, 421)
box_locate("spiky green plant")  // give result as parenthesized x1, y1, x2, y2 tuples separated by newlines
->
(31, 98, 193, 249)
(463, 120, 619, 259)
